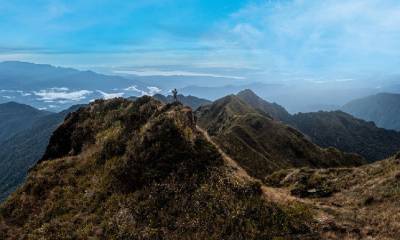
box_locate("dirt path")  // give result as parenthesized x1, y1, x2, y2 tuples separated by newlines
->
(196, 126, 344, 232)
(196, 126, 308, 204)
(196, 126, 252, 180)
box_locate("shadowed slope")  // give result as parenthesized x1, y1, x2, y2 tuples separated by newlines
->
(0, 104, 85, 201)
(0, 102, 50, 143)
(291, 111, 400, 161)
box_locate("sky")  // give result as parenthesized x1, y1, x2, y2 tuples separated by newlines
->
(1, 0, 400, 82)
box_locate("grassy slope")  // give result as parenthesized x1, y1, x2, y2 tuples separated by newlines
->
(0, 97, 314, 239)
(196, 95, 364, 180)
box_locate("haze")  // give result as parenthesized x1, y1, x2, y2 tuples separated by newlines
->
(1, 0, 400, 112)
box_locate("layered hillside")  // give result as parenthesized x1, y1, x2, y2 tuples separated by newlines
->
(266, 153, 400, 239)
(196, 95, 364, 180)
(342, 93, 400, 131)
(0, 105, 84, 201)
(0, 102, 50, 143)
(237, 89, 400, 161)
(0, 97, 315, 239)
(291, 111, 400, 161)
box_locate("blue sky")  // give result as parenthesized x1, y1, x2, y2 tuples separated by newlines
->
(1, 0, 400, 81)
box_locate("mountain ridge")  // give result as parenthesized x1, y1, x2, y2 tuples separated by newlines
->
(196, 94, 364, 180)
(236, 89, 400, 161)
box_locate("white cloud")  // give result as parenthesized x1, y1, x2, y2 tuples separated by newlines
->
(2, 95, 14, 99)
(334, 78, 354, 82)
(124, 85, 143, 92)
(49, 87, 69, 91)
(34, 88, 92, 101)
(97, 90, 124, 100)
(0, 89, 32, 96)
(114, 69, 245, 80)
(124, 85, 162, 96)
(147, 86, 161, 95)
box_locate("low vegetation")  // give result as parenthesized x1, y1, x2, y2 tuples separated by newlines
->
(265, 157, 400, 239)
(0, 97, 315, 239)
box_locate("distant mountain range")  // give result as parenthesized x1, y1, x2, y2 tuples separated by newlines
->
(180, 83, 284, 101)
(0, 61, 155, 111)
(0, 61, 148, 90)
(342, 93, 400, 131)
(181, 82, 381, 113)
(2, 61, 396, 114)
(153, 94, 211, 110)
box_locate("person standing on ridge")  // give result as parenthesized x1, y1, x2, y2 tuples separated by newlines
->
(172, 88, 178, 102)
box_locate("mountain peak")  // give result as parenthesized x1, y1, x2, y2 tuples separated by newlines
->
(237, 88, 257, 97)
(40, 96, 197, 162)
(236, 89, 291, 122)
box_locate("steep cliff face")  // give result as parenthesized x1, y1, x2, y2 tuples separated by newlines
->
(0, 97, 314, 239)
